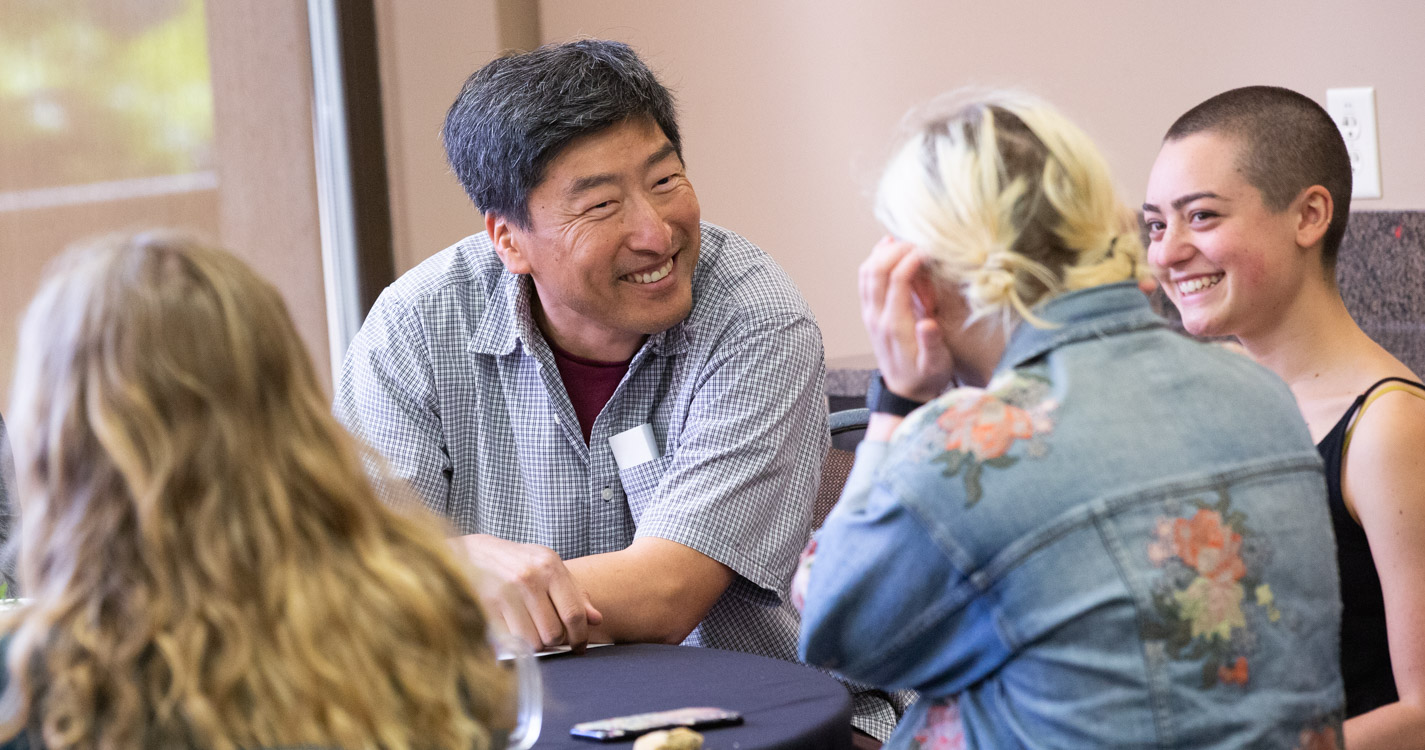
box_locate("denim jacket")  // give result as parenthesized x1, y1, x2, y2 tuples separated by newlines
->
(798, 283, 1344, 749)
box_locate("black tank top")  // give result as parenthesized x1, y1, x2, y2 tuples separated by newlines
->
(1315, 376, 1425, 717)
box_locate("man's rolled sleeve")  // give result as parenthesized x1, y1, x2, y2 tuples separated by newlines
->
(634, 312, 829, 599)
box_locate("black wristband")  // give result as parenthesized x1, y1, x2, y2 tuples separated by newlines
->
(866, 371, 926, 417)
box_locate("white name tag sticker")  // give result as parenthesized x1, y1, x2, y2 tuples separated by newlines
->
(609, 423, 660, 470)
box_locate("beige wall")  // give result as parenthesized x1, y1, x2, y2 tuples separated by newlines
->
(373, 0, 492, 274)
(207, 1, 331, 390)
(541, 0, 1425, 360)
(376, 1, 1425, 360)
(374, 0, 540, 274)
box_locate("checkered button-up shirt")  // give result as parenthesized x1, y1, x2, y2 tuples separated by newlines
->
(335, 222, 827, 661)
(0, 413, 16, 591)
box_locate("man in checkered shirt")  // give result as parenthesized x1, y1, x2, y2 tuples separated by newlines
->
(335, 40, 899, 740)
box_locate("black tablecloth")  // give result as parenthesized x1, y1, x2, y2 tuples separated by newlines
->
(534, 643, 852, 749)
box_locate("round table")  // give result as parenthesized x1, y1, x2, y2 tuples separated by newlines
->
(533, 643, 852, 749)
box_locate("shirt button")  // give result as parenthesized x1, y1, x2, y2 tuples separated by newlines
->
(601, 487, 614, 501)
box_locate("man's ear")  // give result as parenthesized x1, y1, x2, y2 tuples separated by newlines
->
(486, 213, 533, 274)
(1294, 185, 1333, 252)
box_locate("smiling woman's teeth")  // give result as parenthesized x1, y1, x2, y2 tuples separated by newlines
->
(624, 258, 674, 284)
(1178, 274, 1224, 294)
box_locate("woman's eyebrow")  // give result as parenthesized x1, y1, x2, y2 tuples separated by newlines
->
(1142, 191, 1227, 214)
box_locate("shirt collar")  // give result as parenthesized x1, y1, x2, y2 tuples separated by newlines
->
(998, 282, 1167, 370)
(467, 270, 526, 357)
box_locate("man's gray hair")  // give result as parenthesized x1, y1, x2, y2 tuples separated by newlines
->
(442, 39, 681, 228)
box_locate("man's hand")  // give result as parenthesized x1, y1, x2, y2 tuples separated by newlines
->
(859, 236, 956, 403)
(453, 533, 603, 651)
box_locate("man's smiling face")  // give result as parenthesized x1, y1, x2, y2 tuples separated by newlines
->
(491, 117, 701, 360)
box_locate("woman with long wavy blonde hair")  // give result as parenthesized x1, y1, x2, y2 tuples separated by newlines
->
(0, 231, 510, 750)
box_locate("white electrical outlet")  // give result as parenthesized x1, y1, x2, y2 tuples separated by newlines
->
(1327, 87, 1382, 199)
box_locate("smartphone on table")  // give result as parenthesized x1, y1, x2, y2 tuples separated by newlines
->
(569, 706, 743, 741)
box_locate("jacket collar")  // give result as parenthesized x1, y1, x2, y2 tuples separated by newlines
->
(998, 282, 1167, 370)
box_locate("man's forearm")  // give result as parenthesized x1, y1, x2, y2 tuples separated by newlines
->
(567, 537, 734, 644)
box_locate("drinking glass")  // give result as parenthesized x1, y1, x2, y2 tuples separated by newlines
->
(492, 633, 542, 749)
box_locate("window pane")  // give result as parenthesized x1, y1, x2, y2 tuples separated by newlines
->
(0, 0, 218, 397)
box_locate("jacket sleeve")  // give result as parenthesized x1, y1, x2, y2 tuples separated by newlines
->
(797, 440, 1014, 696)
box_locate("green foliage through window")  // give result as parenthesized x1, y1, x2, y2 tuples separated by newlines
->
(0, 0, 214, 193)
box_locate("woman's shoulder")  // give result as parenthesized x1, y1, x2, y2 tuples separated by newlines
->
(1345, 376, 1425, 463)
(886, 369, 1061, 507)
(1339, 360, 1425, 527)
(1341, 346, 1425, 445)
(897, 371, 1059, 453)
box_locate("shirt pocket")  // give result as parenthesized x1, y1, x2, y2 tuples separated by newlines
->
(618, 453, 672, 521)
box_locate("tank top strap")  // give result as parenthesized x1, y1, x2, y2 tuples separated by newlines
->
(1342, 377, 1425, 455)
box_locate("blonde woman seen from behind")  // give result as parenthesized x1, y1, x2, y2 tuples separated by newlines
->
(795, 91, 1344, 748)
(0, 232, 511, 750)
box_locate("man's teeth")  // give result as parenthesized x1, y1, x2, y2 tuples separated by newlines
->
(1177, 274, 1224, 294)
(624, 258, 673, 284)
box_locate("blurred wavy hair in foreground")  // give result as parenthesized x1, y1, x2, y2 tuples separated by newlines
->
(2, 230, 510, 750)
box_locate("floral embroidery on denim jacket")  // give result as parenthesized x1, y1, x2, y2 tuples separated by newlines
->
(928, 371, 1057, 507)
(792, 371, 1057, 612)
(911, 698, 965, 750)
(1145, 495, 1280, 688)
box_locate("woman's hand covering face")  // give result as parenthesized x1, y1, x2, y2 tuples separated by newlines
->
(858, 236, 958, 403)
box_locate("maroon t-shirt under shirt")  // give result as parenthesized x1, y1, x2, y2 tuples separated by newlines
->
(548, 340, 633, 444)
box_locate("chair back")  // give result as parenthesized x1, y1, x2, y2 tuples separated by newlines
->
(814, 408, 870, 529)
